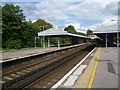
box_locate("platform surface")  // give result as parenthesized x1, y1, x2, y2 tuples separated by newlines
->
(1, 47, 57, 60)
(1, 43, 88, 61)
(92, 47, 119, 88)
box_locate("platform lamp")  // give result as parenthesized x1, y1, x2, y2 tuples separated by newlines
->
(111, 20, 119, 48)
(40, 25, 48, 48)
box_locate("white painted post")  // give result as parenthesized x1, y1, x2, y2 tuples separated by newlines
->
(41, 37, 42, 47)
(106, 34, 107, 48)
(43, 36, 45, 48)
(58, 36, 60, 47)
(40, 26, 48, 48)
(35, 37, 36, 48)
(117, 32, 119, 48)
(48, 37, 50, 48)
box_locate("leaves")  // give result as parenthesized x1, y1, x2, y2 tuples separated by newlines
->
(86, 29, 93, 35)
(5, 39, 22, 49)
(64, 25, 86, 36)
(33, 19, 53, 31)
(2, 4, 40, 49)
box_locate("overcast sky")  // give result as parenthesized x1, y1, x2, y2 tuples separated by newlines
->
(3, 0, 119, 33)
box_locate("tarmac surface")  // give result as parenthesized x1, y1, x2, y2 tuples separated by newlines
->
(92, 47, 119, 88)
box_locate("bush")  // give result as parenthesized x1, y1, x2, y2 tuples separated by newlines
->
(5, 39, 22, 49)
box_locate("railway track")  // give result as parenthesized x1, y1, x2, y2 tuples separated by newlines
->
(26, 45, 95, 89)
(2, 44, 91, 89)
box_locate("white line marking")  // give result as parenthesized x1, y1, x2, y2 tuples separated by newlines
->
(73, 65, 87, 76)
(50, 47, 96, 90)
(64, 75, 78, 86)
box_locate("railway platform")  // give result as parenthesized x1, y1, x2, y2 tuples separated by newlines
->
(53, 47, 119, 89)
(92, 47, 119, 88)
(1, 47, 57, 60)
(0, 43, 89, 63)
(76, 47, 119, 89)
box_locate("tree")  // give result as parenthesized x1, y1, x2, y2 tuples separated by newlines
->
(20, 21, 40, 48)
(33, 19, 53, 31)
(86, 29, 93, 35)
(2, 4, 40, 49)
(2, 4, 26, 48)
(64, 25, 86, 36)
(64, 25, 76, 34)
(76, 32, 86, 36)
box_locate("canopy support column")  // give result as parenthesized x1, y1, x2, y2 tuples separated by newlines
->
(48, 37, 50, 48)
(58, 36, 60, 47)
(41, 36, 42, 47)
(35, 37, 36, 48)
(106, 33, 108, 48)
(117, 32, 119, 48)
(43, 36, 45, 48)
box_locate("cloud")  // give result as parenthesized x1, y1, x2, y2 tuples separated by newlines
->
(13, 0, 119, 32)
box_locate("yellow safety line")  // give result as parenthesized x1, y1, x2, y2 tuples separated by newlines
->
(87, 48, 102, 90)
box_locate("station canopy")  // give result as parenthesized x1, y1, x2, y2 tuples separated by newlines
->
(38, 28, 90, 39)
(94, 25, 120, 34)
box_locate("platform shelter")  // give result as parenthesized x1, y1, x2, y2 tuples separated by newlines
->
(94, 25, 120, 47)
(37, 28, 90, 48)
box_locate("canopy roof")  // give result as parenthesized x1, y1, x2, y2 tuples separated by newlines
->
(94, 25, 120, 34)
(38, 28, 90, 39)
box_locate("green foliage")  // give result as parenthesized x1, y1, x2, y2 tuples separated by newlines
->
(86, 29, 93, 35)
(2, 4, 40, 49)
(64, 25, 76, 34)
(5, 39, 22, 49)
(3, 4, 26, 22)
(60, 38, 71, 45)
(64, 25, 86, 36)
(21, 21, 40, 48)
(113, 37, 120, 42)
(50, 37, 58, 45)
(75, 32, 86, 36)
(33, 19, 53, 31)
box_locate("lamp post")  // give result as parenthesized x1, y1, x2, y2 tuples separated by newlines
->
(40, 25, 48, 48)
(111, 20, 119, 48)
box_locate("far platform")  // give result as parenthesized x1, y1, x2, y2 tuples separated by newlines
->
(1, 47, 57, 61)
(1, 43, 89, 63)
